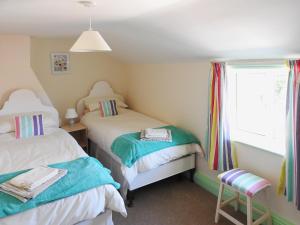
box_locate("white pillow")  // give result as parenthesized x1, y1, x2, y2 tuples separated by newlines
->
(0, 111, 59, 134)
(0, 117, 12, 134)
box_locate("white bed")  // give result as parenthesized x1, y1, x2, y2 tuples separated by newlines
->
(77, 81, 203, 205)
(0, 89, 127, 225)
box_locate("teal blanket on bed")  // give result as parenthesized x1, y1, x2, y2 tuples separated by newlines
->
(111, 125, 200, 168)
(0, 157, 120, 218)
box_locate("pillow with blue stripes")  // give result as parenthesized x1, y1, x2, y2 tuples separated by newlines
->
(14, 114, 44, 139)
(98, 100, 118, 117)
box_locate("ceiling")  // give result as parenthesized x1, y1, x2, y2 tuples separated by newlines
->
(0, 0, 299, 62)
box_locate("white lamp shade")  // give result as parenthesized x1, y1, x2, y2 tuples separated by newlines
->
(70, 30, 112, 52)
(65, 108, 78, 119)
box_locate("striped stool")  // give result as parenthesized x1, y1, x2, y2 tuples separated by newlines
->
(215, 169, 272, 225)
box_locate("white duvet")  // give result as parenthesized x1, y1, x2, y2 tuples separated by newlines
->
(81, 109, 202, 184)
(0, 128, 127, 225)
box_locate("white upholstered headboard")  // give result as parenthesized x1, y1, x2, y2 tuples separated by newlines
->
(76, 81, 115, 116)
(0, 89, 59, 122)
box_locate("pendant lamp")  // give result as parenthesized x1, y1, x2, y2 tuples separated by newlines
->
(70, 1, 111, 52)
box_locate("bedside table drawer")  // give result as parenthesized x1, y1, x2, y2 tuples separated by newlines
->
(69, 130, 88, 149)
(62, 123, 89, 154)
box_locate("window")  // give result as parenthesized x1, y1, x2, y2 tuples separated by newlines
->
(227, 63, 289, 155)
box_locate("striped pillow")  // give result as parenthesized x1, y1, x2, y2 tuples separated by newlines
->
(99, 100, 118, 117)
(15, 114, 44, 139)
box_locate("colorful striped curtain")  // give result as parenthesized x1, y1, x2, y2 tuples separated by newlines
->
(278, 60, 300, 210)
(207, 62, 238, 171)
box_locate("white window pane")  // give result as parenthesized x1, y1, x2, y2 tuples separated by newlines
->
(228, 65, 288, 155)
(236, 71, 269, 135)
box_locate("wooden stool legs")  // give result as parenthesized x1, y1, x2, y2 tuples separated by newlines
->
(264, 189, 272, 225)
(215, 183, 224, 223)
(246, 196, 253, 225)
(235, 191, 240, 212)
(215, 183, 272, 225)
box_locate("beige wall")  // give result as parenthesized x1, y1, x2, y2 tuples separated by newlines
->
(127, 62, 209, 140)
(126, 62, 300, 224)
(31, 37, 128, 123)
(0, 35, 51, 107)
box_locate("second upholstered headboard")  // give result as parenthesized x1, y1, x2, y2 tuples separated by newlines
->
(76, 81, 116, 117)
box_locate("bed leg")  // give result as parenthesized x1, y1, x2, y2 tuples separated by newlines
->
(87, 139, 91, 156)
(126, 190, 134, 207)
(189, 168, 195, 182)
(177, 173, 183, 181)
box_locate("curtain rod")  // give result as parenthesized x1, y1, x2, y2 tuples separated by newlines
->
(210, 58, 286, 64)
(227, 59, 286, 66)
(211, 57, 300, 64)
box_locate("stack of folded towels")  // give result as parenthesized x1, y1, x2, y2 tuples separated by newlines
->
(140, 128, 172, 142)
(0, 166, 67, 202)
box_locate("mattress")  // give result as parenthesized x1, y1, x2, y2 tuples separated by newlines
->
(0, 128, 126, 225)
(81, 109, 202, 183)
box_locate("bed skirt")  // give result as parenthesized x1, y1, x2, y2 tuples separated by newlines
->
(90, 141, 129, 198)
(75, 210, 113, 225)
(89, 140, 196, 198)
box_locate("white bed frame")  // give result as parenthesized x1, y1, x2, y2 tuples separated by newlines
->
(91, 141, 195, 193)
(77, 81, 196, 206)
(0, 89, 116, 225)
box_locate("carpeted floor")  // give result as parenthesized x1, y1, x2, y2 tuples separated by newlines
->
(113, 177, 246, 225)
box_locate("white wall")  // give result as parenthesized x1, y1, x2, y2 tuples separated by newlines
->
(0, 35, 51, 107)
(126, 62, 300, 224)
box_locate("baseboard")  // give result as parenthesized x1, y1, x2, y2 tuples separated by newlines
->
(193, 171, 295, 225)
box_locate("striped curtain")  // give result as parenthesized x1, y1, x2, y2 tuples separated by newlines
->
(207, 62, 238, 171)
(278, 60, 300, 210)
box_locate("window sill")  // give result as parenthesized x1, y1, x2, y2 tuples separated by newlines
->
(232, 134, 285, 157)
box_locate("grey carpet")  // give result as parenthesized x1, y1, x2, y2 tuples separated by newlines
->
(113, 177, 246, 225)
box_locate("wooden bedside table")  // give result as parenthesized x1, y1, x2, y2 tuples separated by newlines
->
(61, 123, 89, 154)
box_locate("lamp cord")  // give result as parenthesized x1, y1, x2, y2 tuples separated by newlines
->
(89, 16, 92, 31)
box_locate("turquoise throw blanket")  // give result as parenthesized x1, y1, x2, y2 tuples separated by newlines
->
(111, 125, 200, 167)
(0, 157, 120, 218)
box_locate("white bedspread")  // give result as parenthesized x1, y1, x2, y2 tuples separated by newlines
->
(0, 128, 126, 225)
(81, 109, 202, 183)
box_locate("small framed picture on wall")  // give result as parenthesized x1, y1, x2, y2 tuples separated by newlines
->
(50, 53, 70, 74)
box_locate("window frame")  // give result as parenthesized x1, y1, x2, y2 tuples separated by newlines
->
(226, 62, 289, 156)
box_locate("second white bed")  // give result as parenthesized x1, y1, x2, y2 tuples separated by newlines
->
(81, 108, 202, 195)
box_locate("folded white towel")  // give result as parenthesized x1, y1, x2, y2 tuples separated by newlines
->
(8, 166, 59, 191)
(141, 129, 172, 142)
(0, 168, 67, 202)
(144, 128, 169, 138)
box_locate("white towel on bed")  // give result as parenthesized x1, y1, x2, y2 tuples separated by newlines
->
(0, 168, 67, 202)
(8, 166, 59, 191)
(141, 129, 172, 142)
(144, 128, 169, 138)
